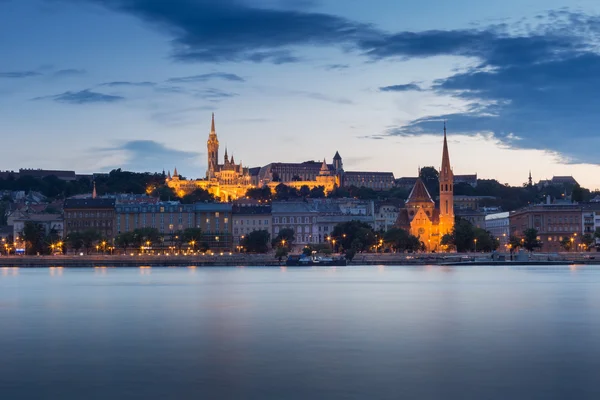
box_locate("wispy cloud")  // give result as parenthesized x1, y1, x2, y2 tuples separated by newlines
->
(53, 69, 86, 77)
(100, 81, 157, 87)
(0, 71, 41, 78)
(379, 83, 423, 92)
(33, 89, 124, 104)
(167, 72, 244, 83)
(324, 64, 349, 71)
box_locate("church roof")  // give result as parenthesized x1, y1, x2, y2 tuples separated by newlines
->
(333, 151, 342, 160)
(406, 177, 434, 204)
(395, 209, 411, 230)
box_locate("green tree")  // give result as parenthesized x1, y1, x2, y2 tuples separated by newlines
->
(131, 228, 161, 248)
(182, 227, 203, 250)
(508, 235, 522, 252)
(21, 221, 46, 255)
(245, 187, 272, 201)
(571, 184, 585, 203)
(383, 228, 421, 252)
(154, 185, 178, 201)
(523, 228, 542, 251)
(308, 186, 326, 198)
(242, 230, 271, 253)
(327, 186, 350, 198)
(582, 233, 595, 251)
(560, 237, 572, 251)
(80, 229, 102, 254)
(66, 232, 84, 253)
(452, 218, 476, 252)
(181, 188, 215, 204)
(274, 183, 300, 201)
(419, 166, 440, 198)
(331, 220, 376, 253)
(473, 227, 498, 252)
(275, 246, 289, 262)
(272, 228, 295, 249)
(115, 231, 135, 253)
(440, 233, 456, 251)
(298, 185, 311, 198)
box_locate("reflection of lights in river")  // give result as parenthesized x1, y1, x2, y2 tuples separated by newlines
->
(139, 266, 152, 275)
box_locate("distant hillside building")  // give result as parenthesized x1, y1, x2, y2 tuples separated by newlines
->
(167, 114, 394, 200)
(537, 176, 579, 188)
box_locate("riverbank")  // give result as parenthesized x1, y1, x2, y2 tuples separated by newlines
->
(0, 252, 598, 267)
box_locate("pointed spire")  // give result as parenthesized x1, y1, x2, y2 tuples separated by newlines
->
(92, 181, 97, 199)
(231, 153, 235, 165)
(224, 147, 229, 163)
(440, 121, 451, 179)
(210, 112, 216, 134)
(167, 170, 171, 179)
(528, 170, 533, 186)
(173, 166, 178, 177)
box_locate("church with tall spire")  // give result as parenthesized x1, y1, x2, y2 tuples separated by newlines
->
(395, 123, 455, 251)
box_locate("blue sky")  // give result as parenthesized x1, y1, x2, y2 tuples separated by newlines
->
(3, 0, 600, 188)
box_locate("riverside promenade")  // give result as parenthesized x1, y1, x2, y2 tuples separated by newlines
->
(0, 252, 598, 268)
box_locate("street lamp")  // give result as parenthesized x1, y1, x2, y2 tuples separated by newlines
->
(474, 238, 478, 252)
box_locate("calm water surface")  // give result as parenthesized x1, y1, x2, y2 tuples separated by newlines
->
(2, 265, 600, 399)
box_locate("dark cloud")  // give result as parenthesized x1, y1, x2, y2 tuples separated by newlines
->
(100, 81, 156, 87)
(101, 140, 201, 172)
(53, 69, 86, 77)
(79, 0, 371, 63)
(0, 71, 42, 78)
(381, 14, 600, 164)
(379, 83, 423, 92)
(167, 73, 245, 83)
(33, 89, 124, 104)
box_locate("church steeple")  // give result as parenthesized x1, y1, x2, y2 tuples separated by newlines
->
(207, 113, 219, 178)
(441, 121, 451, 178)
(224, 147, 229, 164)
(439, 121, 454, 238)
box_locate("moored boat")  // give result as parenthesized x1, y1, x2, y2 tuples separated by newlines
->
(286, 254, 347, 266)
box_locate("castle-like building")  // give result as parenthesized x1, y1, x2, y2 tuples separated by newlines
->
(396, 124, 454, 251)
(166, 114, 345, 201)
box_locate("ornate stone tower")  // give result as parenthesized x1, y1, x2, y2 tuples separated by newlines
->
(333, 151, 344, 187)
(207, 113, 219, 179)
(439, 122, 454, 237)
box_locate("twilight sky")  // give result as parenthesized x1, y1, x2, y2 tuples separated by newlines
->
(2, 0, 600, 188)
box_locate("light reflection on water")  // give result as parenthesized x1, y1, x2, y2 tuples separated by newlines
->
(2, 265, 600, 399)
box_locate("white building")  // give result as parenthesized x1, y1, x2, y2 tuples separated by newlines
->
(375, 204, 399, 232)
(12, 214, 64, 240)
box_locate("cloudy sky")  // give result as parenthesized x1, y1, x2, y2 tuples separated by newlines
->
(3, 0, 600, 188)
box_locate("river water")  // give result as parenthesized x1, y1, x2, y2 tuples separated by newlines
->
(1, 265, 600, 399)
